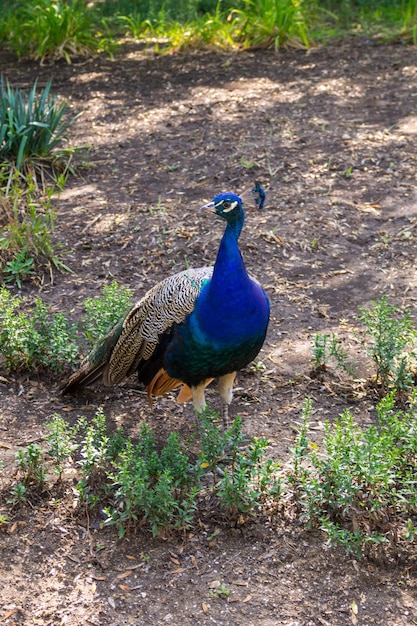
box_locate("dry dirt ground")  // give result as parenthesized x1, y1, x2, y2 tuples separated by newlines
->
(1, 37, 417, 625)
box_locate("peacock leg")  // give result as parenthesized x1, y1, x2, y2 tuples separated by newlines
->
(191, 381, 208, 415)
(218, 372, 237, 430)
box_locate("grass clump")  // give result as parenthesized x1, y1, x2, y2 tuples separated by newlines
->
(0, 78, 78, 188)
(0, 78, 80, 282)
(289, 393, 417, 558)
(238, 0, 311, 50)
(3, 0, 115, 64)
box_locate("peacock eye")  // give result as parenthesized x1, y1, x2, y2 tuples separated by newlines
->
(222, 201, 231, 209)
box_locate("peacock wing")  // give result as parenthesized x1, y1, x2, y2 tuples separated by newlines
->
(104, 266, 213, 385)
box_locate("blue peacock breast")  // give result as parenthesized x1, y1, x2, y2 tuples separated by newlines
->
(164, 280, 270, 386)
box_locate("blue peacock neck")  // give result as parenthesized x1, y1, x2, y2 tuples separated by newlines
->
(210, 209, 249, 292)
(182, 203, 267, 350)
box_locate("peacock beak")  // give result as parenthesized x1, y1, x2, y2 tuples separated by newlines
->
(199, 201, 216, 213)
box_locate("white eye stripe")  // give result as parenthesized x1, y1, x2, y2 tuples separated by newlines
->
(220, 200, 238, 213)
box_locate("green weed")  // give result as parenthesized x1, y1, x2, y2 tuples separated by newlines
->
(15, 443, 46, 487)
(2, 248, 34, 288)
(82, 280, 133, 345)
(8, 482, 28, 505)
(310, 332, 354, 376)
(0, 286, 79, 373)
(0, 176, 72, 283)
(209, 582, 231, 599)
(45, 414, 79, 478)
(288, 393, 417, 557)
(358, 296, 416, 395)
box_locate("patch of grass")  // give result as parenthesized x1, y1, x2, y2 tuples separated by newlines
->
(237, 0, 311, 50)
(402, 0, 417, 42)
(1, 0, 413, 59)
(0, 78, 78, 188)
(123, 1, 312, 52)
(3, 0, 115, 64)
(165, 5, 241, 51)
(312, 0, 417, 42)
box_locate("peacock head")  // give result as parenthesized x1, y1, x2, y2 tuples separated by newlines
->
(201, 183, 265, 223)
(202, 192, 243, 221)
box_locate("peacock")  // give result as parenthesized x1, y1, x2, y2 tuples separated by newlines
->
(60, 183, 270, 427)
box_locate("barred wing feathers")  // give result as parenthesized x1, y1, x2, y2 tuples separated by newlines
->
(61, 266, 213, 394)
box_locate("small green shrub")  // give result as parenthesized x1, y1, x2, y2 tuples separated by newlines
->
(0, 281, 133, 376)
(217, 438, 281, 513)
(310, 332, 354, 376)
(36, 407, 281, 537)
(358, 296, 416, 395)
(8, 482, 28, 505)
(104, 423, 199, 537)
(45, 414, 79, 478)
(83, 281, 133, 345)
(15, 443, 46, 487)
(199, 412, 281, 513)
(289, 393, 417, 557)
(0, 286, 79, 373)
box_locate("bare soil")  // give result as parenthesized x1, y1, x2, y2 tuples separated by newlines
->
(1, 38, 417, 625)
